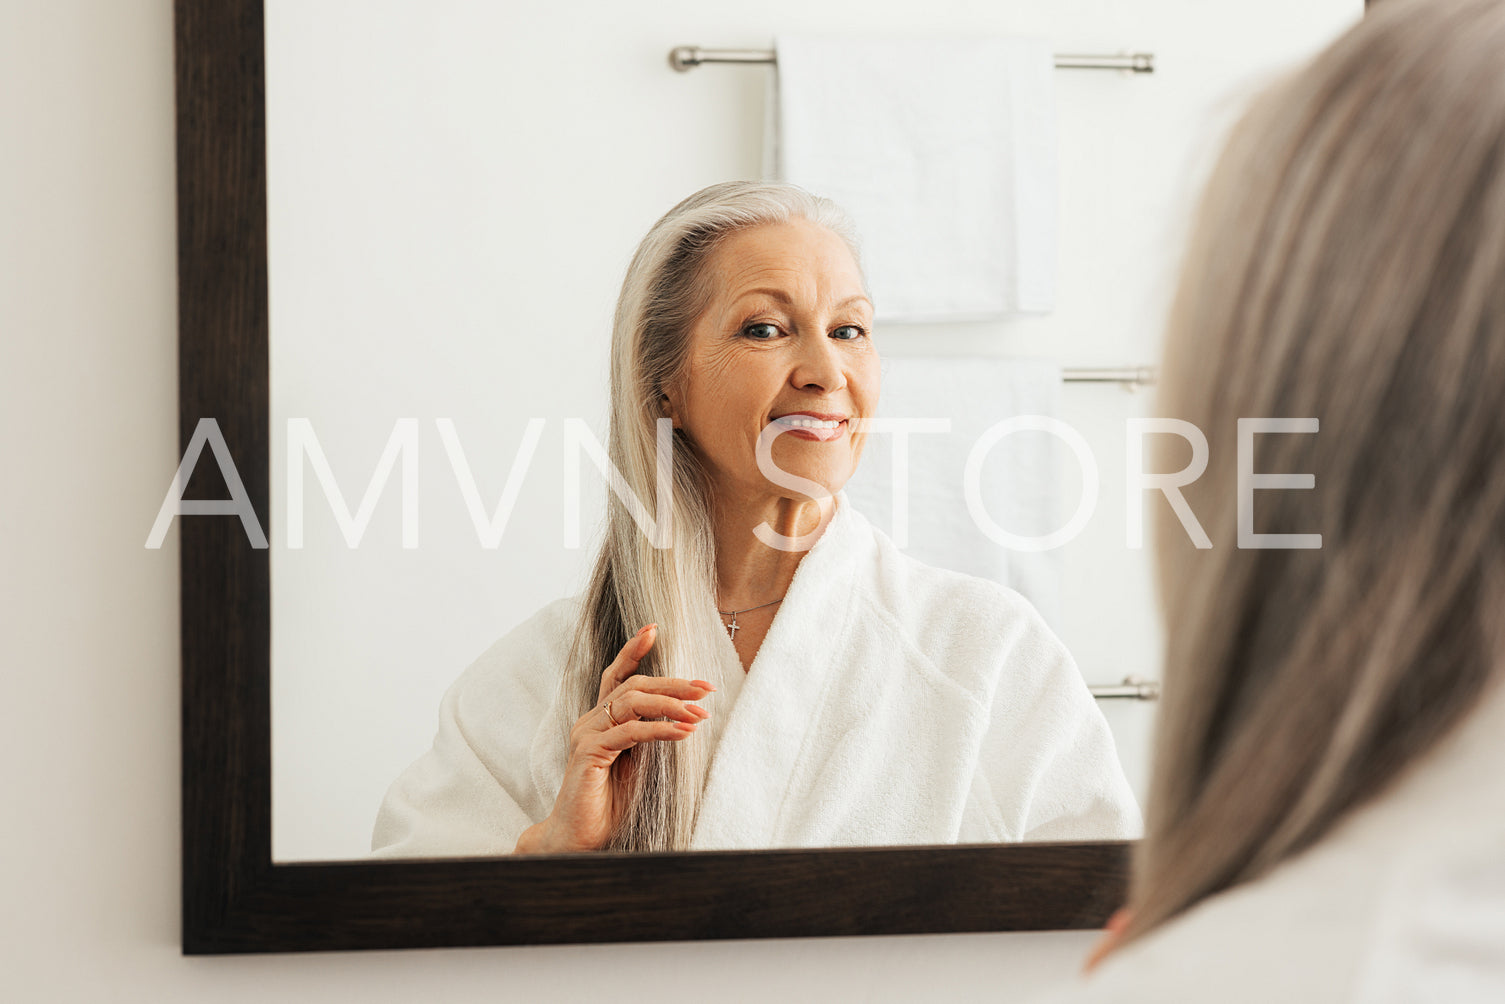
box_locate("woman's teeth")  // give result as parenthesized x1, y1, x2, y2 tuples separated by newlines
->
(776, 417, 841, 429)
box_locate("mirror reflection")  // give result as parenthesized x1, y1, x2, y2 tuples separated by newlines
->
(372, 188, 1141, 856)
(266, 0, 1361, 861)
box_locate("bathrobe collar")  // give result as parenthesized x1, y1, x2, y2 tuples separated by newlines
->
(691, 493, 864, 848)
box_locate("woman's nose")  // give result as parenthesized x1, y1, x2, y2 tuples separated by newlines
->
(789, 331, 847, 393)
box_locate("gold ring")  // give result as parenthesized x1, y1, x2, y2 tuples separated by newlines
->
(604, 700, 621, 727)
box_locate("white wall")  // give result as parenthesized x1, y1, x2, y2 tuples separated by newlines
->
(264, 0, 1364, 861)
(0, 1, 1361, 1001)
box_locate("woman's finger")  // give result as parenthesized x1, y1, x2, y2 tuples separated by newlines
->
(597, 624, 657, 703)
(606, 691, 710, 727)
(594, 718, 698, 754)
(606, 675, 716, 706)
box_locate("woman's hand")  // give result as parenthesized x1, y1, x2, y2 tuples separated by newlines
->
(514, 624, 714, 853)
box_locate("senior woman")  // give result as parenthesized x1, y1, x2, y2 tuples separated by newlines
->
(372, 181, 1139, 856)
(1039, 0, 1505, 998)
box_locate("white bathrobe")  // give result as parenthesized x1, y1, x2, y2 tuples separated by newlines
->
(371, 498, 1141, 856)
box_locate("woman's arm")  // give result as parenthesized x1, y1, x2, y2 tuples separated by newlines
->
(958, 597, 1143, 843)
(370, 601, 578, 858)
(370, 670, 544, 857)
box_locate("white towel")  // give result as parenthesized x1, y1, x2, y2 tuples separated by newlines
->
(765, 35, 1057, 323)
(843, 356, 1066, 629)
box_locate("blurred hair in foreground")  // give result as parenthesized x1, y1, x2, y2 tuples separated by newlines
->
(1127, 0, 1505, 946)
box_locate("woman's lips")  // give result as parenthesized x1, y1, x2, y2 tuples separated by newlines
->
(770, 413, 848, 443)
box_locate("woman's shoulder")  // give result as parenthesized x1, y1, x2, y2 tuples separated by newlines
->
(448, 594, 583, 715)
(1036, 821, 1500, 1004)
(1034, 682, 1505, 1003)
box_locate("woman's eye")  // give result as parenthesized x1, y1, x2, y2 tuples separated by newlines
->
(831, 325, 867, 340)
(743, 322, 780, 340)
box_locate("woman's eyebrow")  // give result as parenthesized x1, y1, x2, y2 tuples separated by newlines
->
(734, 289, 873, 310)
(734, 288, 794, 306)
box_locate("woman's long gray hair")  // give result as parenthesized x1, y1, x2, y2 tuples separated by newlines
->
(564, 181, 861, 852)
(1126, 0, 1505, 946)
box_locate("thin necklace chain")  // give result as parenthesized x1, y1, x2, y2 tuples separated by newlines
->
(716, 597, 784, 617)
(717, 596, 784, 641)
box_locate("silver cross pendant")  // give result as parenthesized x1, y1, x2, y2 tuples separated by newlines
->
(724, 614, 739, 640)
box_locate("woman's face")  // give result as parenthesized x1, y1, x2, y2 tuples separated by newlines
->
(664, 218, 879, 508)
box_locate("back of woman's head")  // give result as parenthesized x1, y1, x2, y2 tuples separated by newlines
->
(1131, 0, 1505, 943)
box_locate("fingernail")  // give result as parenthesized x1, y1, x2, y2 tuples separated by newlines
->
(686, 705, 708, 719)
(636, 624, 651, 636)
(691, 679, 715, 691)
(674, 722, 697, 732)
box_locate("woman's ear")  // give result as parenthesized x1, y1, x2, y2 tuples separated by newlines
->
(659, 389, 682, 429)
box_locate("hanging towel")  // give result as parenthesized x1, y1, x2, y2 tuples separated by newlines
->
(765, 35, 1057, 323)
(843, 356, 1067, 629)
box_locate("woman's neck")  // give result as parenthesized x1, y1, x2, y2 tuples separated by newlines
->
(710, 493, 832, 610)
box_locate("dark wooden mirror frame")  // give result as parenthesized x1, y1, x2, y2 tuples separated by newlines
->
(176, 0, 1134, 955)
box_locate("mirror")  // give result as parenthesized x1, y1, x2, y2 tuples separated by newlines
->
(177, 0, 1365, 953)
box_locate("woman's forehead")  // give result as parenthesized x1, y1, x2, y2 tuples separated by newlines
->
(710, 223, 865, 301)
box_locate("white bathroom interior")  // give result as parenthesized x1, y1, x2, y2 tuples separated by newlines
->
(5, 0, 1377, 1000)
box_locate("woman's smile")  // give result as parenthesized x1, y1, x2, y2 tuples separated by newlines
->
(769, 411, 848, 442)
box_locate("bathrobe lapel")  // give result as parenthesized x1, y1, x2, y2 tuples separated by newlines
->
(690, 496, 1003, 849)
(690, 500, 863, 849)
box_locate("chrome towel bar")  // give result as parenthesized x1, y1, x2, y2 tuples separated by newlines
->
(1089, 677, 1162, 701)
(1062, 366, 1157, 388)
(669, 46, 1155, 74)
